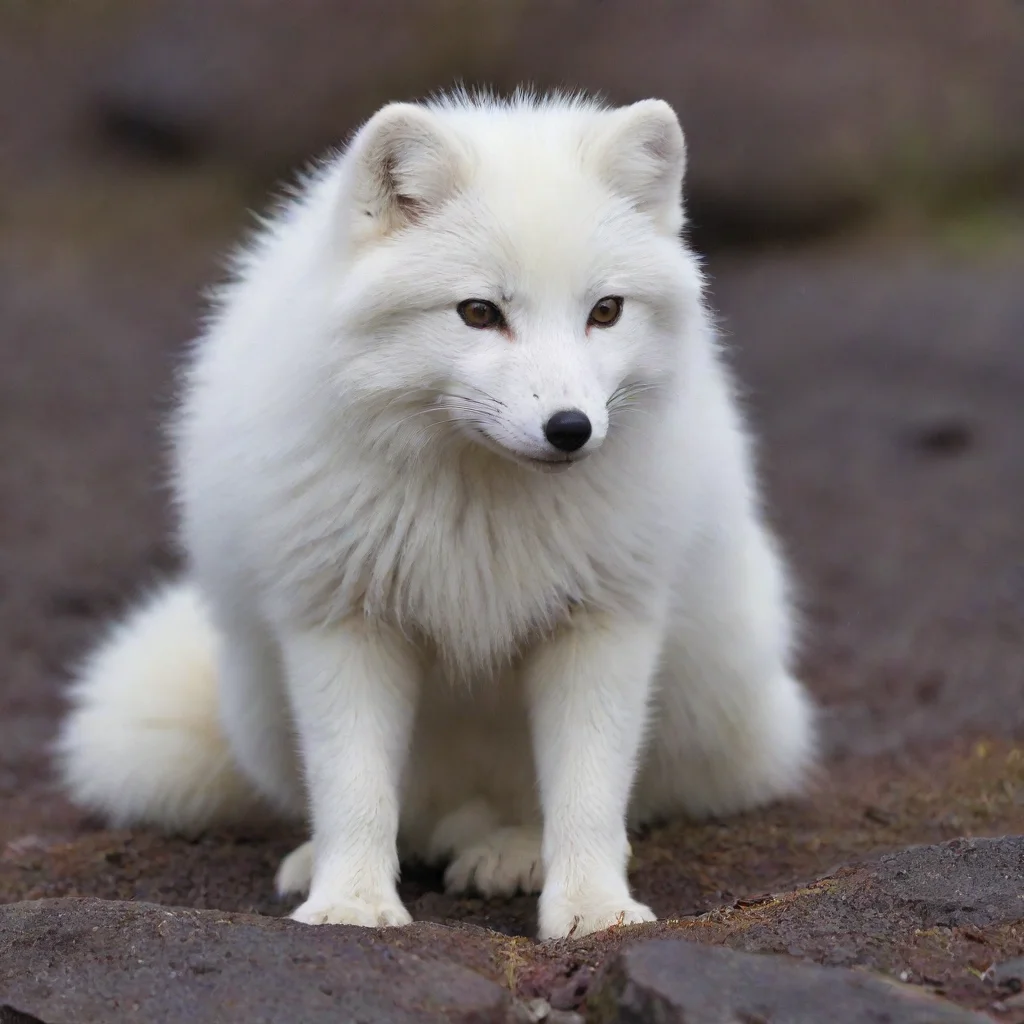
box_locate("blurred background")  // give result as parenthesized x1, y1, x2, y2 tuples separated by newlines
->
(1, 0, 1023, 938)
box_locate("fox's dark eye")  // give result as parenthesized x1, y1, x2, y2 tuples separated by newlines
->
(457, 299, 504, 329)
(588, 296, 623, 327)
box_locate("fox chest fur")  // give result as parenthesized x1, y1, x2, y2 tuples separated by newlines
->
(235, 431, 676, 675)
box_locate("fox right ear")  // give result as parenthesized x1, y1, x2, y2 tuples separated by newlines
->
(348, 103, 470, 238)
(588, 99, 687, 236)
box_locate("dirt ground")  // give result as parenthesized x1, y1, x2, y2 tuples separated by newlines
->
(1, 4, 1023, 1021)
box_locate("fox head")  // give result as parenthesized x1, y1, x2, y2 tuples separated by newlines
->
(324, 91, 706, 471)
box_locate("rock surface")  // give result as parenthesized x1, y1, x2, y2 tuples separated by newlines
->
(498, 835, 1024, 1017)
(7, 836, 1022, 1019)
(870, 837, 1024, 931)
(590, 939, 992, 1023)
(680, 836, 1024, 980)
(0, 899, 511, 1023)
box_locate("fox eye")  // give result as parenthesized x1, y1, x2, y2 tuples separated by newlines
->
(588, 296, 623, 327)
(457, 299, 504, 329)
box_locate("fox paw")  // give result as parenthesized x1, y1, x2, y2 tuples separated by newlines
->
(290, 892, 411, 928)
(275, 840, 313, 897)
(538, 894, 655, 939)
(444, 827, 543, 897)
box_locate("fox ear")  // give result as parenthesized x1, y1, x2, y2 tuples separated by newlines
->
(349, 103, 469, 237)
(589, 99, 686, 234)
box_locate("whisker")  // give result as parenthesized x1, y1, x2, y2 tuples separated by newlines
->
(442, 386, 508, 410)
(607, 381, 662, 411)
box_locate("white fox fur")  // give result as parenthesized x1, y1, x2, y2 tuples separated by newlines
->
(57, 91, 815, 939)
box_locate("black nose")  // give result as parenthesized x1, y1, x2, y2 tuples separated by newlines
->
(544, 409, 592, 452)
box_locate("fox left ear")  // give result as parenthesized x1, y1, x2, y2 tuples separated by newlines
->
(589, 99, 687, 235)
(347, 102, 471, 239)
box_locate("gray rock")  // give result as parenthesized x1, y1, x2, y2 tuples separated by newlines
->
(0, 898, 510, 1023)
(710, 836, 1024, 973)
(871, 836, 1024, 929)
(991, 956, 1024, 991)
(590, 939, 991, 1023)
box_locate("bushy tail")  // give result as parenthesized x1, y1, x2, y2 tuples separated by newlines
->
(56, 581, 269, 834)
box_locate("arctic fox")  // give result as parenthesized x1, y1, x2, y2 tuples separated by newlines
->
(57, 91, 815, 939)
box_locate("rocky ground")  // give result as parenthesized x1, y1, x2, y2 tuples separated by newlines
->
(1, 3, 1023, 1021)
